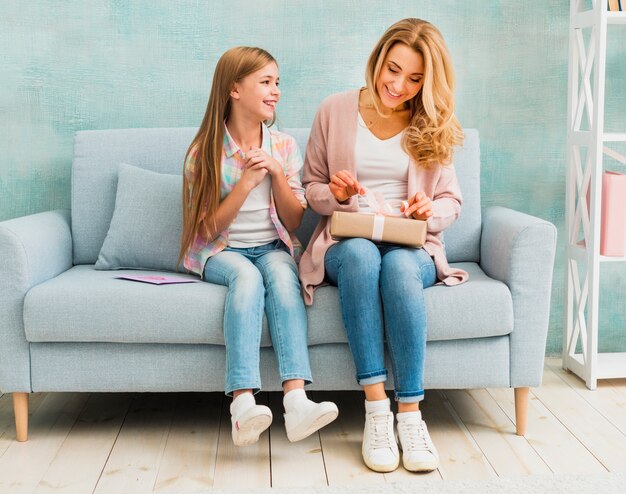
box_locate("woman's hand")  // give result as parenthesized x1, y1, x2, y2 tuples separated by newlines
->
(402, 191, 433, 220)
(245, 147, 282, 177)
(329, 170, 365, 203)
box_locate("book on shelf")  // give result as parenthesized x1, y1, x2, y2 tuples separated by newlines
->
(599, 147, 626, 256)
(608, 0, 623, 11)
(600, 171, 626, 256)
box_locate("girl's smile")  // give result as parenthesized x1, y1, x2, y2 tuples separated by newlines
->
(232, 61, 281, 122)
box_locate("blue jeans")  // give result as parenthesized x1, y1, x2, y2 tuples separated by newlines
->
(325, 238, 436, 402)
(203, 239, 312, 396)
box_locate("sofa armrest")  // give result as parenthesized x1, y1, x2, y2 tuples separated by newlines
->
(0, 209, 72, 392)
(480, 206, 557, 388)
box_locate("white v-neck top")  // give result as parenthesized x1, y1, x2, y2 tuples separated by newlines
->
(355, 113, 409, 213)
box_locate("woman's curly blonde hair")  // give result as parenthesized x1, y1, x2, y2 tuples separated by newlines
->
(365, 18, 463, 169)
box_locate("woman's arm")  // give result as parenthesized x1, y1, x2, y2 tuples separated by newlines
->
(302, 107, 359, 215)
(425, 165, 462, 233)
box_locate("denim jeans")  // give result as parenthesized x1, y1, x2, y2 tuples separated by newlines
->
(203, 239, 312, 395)
(325, 238, 436, 402)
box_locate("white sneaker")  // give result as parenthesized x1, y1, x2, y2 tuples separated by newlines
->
(230, 394, 272, 446)
(396, 411, 439, 472)
(362, 407, 399, 472)
(283, 390, 338, 442)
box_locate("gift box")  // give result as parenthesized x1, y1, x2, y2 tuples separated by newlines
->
(330, 211, 427, 248)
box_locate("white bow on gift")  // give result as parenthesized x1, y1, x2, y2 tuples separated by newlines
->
(359, 188, 409, 243)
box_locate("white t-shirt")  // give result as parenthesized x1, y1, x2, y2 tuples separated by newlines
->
(228, 174, 279, 247)
(355, 113, 409, 214)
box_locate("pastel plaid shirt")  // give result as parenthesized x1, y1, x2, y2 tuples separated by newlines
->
(183, 123, 307, 276)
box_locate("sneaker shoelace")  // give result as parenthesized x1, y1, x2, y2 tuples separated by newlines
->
(369, 412, 394, 449)
(398, 419, 431, 451)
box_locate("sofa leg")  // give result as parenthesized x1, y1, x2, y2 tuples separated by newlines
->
(514, 387, 529, 436)
(13, 392, 28, 442)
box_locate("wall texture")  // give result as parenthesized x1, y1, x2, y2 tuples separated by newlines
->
(1, 0, 625, 354)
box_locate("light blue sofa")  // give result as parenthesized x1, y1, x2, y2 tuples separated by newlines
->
(0, 127, 557, 441)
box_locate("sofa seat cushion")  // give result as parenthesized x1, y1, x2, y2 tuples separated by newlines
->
(24, 262, 512, 345)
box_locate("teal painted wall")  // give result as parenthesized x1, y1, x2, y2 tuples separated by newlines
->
(1, 1, 625, 354)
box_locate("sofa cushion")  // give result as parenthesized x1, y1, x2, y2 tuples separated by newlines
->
(23, 263, 512, 345)
(442, 129, 481, 263)
(72, 128, 196, 265)
(95, 164, 182, 272)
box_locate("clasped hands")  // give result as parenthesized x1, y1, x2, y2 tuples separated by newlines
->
(240, 147, 282, 189)
(329, 170, 432, 220)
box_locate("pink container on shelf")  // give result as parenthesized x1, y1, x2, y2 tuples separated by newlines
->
(600, 171, 626, 256)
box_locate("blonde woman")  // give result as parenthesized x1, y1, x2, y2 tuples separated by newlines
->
(180, 47, 337, 447)
(299, 19, 468, 472)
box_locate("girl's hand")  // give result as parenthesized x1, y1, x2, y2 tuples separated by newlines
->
(245, 147, 282, 177)
(401, 191, 433, 220)
(239, 163, 268, 191)
(329, 170, 365, 203)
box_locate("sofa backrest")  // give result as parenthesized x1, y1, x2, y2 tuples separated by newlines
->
(71, 127, 480, 265)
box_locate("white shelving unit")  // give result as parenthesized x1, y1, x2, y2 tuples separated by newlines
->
(564, 0, 626, 389)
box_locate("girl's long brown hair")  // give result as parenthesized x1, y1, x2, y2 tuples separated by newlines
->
(365, 18, 464, 169)
(178, 47, 276, 268)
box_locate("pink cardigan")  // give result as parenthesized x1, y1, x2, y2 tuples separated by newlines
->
(299, 90, 469, 305)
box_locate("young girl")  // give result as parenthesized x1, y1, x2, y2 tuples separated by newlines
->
(299, 19, 468, 472)
(179, 46, 338, 447)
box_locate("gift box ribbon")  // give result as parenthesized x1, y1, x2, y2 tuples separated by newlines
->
(360, 188, 410, 242)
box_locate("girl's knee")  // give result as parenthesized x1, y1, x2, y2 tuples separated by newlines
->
(259, 254, 300, 293)
(230, 264, 264, 292)
(265, 268, 301, 303)
(262, 253, 298, 280)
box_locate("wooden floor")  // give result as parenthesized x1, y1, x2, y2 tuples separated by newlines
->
(0, 358, 624, 493)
